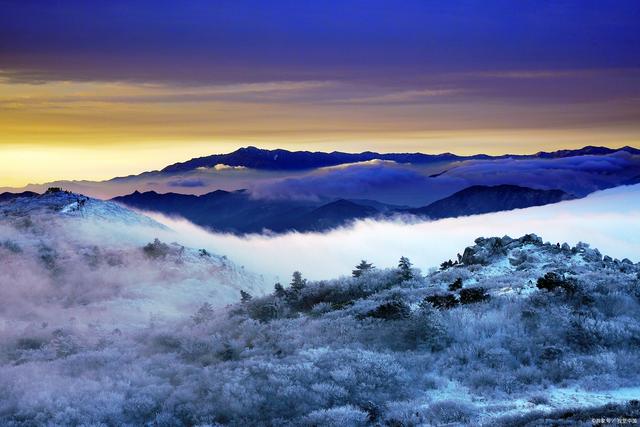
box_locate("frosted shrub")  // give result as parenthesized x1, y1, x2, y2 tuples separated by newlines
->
(425, 400, 478, 425)
(302, 405, 369, 426)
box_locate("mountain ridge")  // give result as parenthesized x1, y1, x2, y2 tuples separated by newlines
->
(406, 184, 573, 219)
(112, 184, 574, 234)
(160, 145, 640, 173)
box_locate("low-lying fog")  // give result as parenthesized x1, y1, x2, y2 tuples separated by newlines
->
(150, 184, 640, 283)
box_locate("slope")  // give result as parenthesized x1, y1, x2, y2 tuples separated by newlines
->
(406, 184, 573, 219)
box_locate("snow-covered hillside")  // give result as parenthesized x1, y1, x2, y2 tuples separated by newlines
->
(0, 189, 264, 330)
(0, 229, 638, 425)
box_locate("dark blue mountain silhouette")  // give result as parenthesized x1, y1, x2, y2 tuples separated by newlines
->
(0, 191, 38, 202)
(113, 184, 573, 234)
(405, 185, 572, 219)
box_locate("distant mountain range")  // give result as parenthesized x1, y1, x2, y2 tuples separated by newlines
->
(2, 145, 638, 205)
(0, 191, 38, 202)
(111, 189, 389, 233)
(112, 184, 573, 234)
(405, 185, 572, 219)
(161, 145, 640, 172)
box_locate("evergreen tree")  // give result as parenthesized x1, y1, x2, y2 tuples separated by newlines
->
(274, 282, 286, 298)
(352, 260, 374, 277)
(290, 271, 306, 294)
(440, 259, 454, 271)
(398, 256, 413, 281)
(240, 290, 253, 303)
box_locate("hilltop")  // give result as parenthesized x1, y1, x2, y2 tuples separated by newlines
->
(0, 188, 264, 328)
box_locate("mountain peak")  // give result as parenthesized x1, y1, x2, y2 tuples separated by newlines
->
(1, 189, 164, 228)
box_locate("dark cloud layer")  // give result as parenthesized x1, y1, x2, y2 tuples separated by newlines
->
(1, 1, 639, 85)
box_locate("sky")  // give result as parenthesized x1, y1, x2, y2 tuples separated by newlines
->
(1, 0, 639, 186)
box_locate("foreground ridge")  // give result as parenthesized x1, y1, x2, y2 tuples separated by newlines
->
(1, 225, 638, 425)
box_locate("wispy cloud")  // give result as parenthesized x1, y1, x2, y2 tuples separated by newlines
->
(0, 76, 335, 108)
(462, 70, 584, 79)
(458, 68, 640, 80)
(336, 88, 462, 105)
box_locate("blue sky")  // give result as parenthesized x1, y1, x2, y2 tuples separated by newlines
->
(2, 0, 639, 83)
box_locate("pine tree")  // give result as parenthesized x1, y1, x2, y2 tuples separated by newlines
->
(274, 282, 286, 298)
(290, 271, 306, 294)
(398, 256, 413, 281)
(352, 260, 374, 277)
(240, 290, 253, 303)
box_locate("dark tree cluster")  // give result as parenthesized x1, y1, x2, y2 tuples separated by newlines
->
(536, 272, 578, 294)
(424, 282, 490, 310)
(459, 287, 490, 304)
(448, 278, 463, 291)
(425, 293, 458, 309)
(363, 299, 411, 320)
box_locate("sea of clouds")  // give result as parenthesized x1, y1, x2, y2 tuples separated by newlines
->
(150, 183, 640, 283)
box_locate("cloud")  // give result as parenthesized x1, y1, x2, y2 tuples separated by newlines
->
(249, 160, 448, 204)
(0, 77, 335, 107)
(167, 178, 207, 188)
(438, 152, 640, 196)
(461, 70, 587, 79)
(248, 152, 640, 205)
(337, 88, 462, 105)
(212, 164, 248, 171)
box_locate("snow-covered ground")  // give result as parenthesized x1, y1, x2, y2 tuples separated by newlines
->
(0, 191, 264, 330)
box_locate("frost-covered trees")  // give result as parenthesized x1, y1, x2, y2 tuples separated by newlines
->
(191, 302, 214, 324)
(2, 234, 640, 425)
